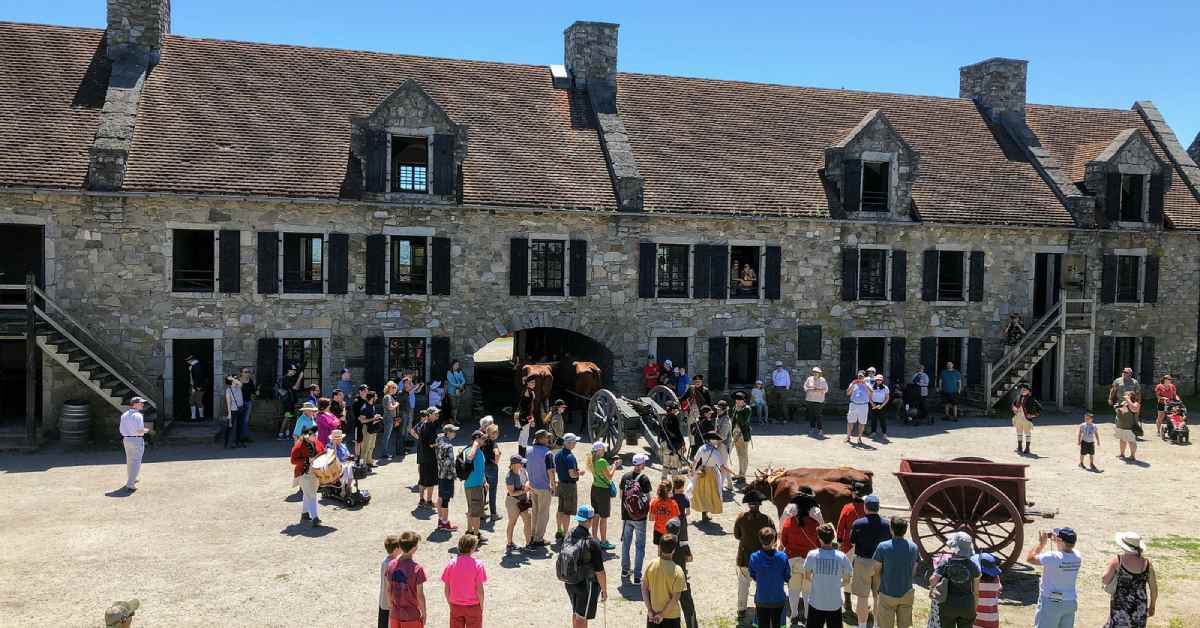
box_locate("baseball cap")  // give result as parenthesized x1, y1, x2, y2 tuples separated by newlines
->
(563, 433, 579, 444)
(358, 384, 369, 390)
(864, 495, 881, 509)
(811, 367, 822, 373)
(442, 424, 460, 433)
(471, 430, 484, 439)
(426, 406, 441, 414)
(509, 455, 526, 465)
(592, 441, 606, 451)
(632, 453, 649, 466)
(977, 552, 1001, 577)
(105, 599, 140, 626)
(574, 504, 595, 523)
(554, 398, 567, 406)
(129, 396, 147, 405)
(775, 361, 783, 367)
(533, 429, 550, 440)
(1054, 527, 1077, 544)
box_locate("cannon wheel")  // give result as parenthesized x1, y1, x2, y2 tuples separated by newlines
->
(648, 385, 679, 411)
(910, 477, 1024, 570)
(588, 389, 623, 456)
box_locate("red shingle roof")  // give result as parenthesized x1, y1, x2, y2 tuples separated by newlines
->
(2, 21, 1199, 229)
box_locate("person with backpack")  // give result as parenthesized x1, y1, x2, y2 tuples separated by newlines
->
(526, 429, 557, 548)
(619, 453, 653, 584)
(558, 505, 608, 628)
(435, 423, 460, 532)
(928, 532, 981, 628)
(460, 429, 488, 540)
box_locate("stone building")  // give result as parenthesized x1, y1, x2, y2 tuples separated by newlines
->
(2, 1, 1199, 446)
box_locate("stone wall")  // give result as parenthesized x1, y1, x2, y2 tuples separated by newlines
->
(1, 190, 1196, 422)
(105, 0, 170, 64)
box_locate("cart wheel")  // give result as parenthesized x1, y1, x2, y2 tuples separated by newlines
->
(910, 477, 1024, 570)
(951, 457, 993, 463)
(588, 389, 623, 457)
(648, 385, 679, 411)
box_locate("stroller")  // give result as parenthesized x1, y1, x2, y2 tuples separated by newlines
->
(318, 458, 372, 508)
(1163, 401, 1190, 445)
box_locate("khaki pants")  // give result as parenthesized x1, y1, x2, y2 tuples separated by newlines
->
(734, 433, 749, 478)
(531, 488, 552, 542)
(737, 566, 752, 611)
(360, 432, 378, 462)
(877, 590, 914, 628)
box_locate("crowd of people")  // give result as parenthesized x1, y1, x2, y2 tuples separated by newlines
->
(110, 352, 1179, 628)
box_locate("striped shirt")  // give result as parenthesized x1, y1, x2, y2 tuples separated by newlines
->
(973, 576, 1001, 628)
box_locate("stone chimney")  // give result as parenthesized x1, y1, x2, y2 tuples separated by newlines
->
(564, 21, 619, 113)
(959, 57, 1028, 126)
(106, 0, 171, 65)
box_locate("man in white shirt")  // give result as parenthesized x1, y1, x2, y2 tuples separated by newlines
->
(119, 397, 151, 491)
(769, 362, 792, 422)
(804, 367, 829, 435)
(1026, 527, 1081, 628)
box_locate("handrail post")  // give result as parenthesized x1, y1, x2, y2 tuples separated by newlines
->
(25, 273, 37, 447)
(984, 362, 993, 415)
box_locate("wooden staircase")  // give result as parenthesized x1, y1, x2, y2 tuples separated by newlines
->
(983, 298, 1096, 412)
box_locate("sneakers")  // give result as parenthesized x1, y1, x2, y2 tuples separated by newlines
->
(301, 512, 311, 522)
(311, 517, 323, 528)
(632, 574, 642, 585)
(621, 570, 631, 581)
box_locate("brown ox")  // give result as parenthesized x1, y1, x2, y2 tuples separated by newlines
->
(573, 361, 602, 398)
(519, 364, 555, 415)
(780, 467, 873, 495)
(746, 470, 854, 523)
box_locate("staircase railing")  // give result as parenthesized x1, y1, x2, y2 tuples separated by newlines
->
(984, 301, 1064, 404)
(26, 275, 160, 412)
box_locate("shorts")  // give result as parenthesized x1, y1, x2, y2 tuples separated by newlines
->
(558, 482, 579, 515)
(1012, 416, 1033, 433)
(437, 478, 455, 507)
(505, 494, 528, 519)
(190, 387, 205, 406)
(389, 617, 425, 628)
(591, 485, 612, 518)
(565, 579, 601, 619)
(1080, 441, 1095, 456)
(851, 556, 880, 597)
(418, 457, 438, 487)
(1114, 427, 1136, 444)
(647, 618, 681, 628)
(465, 486, 486, 518)
(942, 391, 960, 405)
(847, 404, 869, 425)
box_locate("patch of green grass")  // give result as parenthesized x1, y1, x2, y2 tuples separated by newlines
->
(1149, 535, 1200, 561)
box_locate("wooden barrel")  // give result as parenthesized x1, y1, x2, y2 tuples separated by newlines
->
(60, 399, 90, 447)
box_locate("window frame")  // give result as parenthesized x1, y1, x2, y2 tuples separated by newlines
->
(281, 231, 327, 295)
(846, 333, 903, 379)
(728, 244, 765, 302)
(860, 160, 891, 212)
(281, 337, 324, 389)
(1118, 173, 1146, 223)
(526, 236, 571, 298)
(655, 243, 691, 299)
(934, 249, 968, 303)
(1114, 253, 1145, 304)
(388, 235, 430, 296)
(722, 333, 762, 389)
(854, 245, 892, 302)
(169, 228, 218, 295)
(386, 334, 429, 385)
(1110, 336, 1141, 381)
(388, 133, 432, 195)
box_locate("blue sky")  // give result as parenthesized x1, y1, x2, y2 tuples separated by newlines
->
(8, 0, 1199, 145)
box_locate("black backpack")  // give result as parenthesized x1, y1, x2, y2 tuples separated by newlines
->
(622, 474, 649, 519)
(943, 557, 974, 595)
(556, 535, 594, 584)
(454, 447, 473, 481)
(1026, 397, 1042, 418)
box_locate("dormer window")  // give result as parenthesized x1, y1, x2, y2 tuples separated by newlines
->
(391, 136, 429, 193)
(1119, 174, 1144, 222)
(860, 161, 890, 211)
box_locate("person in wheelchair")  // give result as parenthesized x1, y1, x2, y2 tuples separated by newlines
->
(328, 429, 358, 498)
(1164, 403, 1189, 445)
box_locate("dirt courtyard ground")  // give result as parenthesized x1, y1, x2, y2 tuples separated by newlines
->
(2, 411, 1198, 627)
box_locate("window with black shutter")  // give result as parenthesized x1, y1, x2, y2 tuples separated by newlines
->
(388, 337, 426, 384)
(365, 234, 386, 295)
(1116, 256, 1141, 303)
(729, 245, 761, 299)
(1097, 337, 1115, 384)
(509, 238, 528, 296)
(728, 338, 759, 388)
(1119, 174, 1144, 222)
(764, 246, 782, 300)
(858, 249, 888, 300)
(693, 245, 713, 300)
(656, 244, 689, 298)
(638, 242, 657, 299)
(1113, 337, 1138, 380)
(172, 229, 214, 292)
(326, 232, 349, 295)
(1100, 255, 1118, 304)
(1148, 174, 1165, 224)
(283, 233, 324, 294)
(936, 251, 965, 301)
(890, 249, 907, 302)
(843, 159, 862, 213)
(282, 338, 323, 388)
(936, 337, 964, 375)
(797, 325, 822, 361)
(390, 236, 428, 295)
(530, 240, 566, 296)
(861, 161, 889, 211)
(257, 231, 279, 294)
(431, 134, 456, 197)
(968, 251, 985, 302)
(656, 337, 688, 370)
(709, 245, 730, 300)
(218, 230, 240, 294)
(391, 136, 428, 193)
(569, 239, 588, 297)
(431, 236, 451, 296)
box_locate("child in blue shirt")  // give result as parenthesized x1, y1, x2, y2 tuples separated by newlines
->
(749, 526, 791, 628)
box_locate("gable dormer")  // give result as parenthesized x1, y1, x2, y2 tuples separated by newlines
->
(349, 79, 468, 202)
(1084, 129, 1169, 228)
(825, 109, 920, 220)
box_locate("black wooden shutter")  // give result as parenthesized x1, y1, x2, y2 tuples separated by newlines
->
(1139, 336, 1155, 383)
(920, 337, 937, 377)
(509, 238, 529, 296)
(843, 159, 863, 213)
(708, 336, 727, 391)
(431, 134, 456, 196)
(431, 236, 451, 295)
(797, 325, 822, 360)
(1097, 337, 1115, 384)
(569, 239, 588, 297)
(364, 336, 386, 394)
(327, 232, 349, 294)
(1148, 173, 1165, 225)
(692, 245, 712, 299)
(890, 249, 906, 302)
(841, 247, 859, 301)
(839, 336, 857, 387)
(365, 129, 388, 194)
(257, 338, 278, 399)
(430, 336, 451, 383)
(1100, 254, 1117, 304)
(638, 242, 657, 299)
(968, 251, 985, 302)
(710, 245, 729, 299)
(1143, 256, 1159, 304)
(1104, 172, 1122, 225)
(764, 245, 782, 300)
(921, 249, 939, 301)
(256, 231, 278, 294)
(282, 233, 300, 292)
(364, 234, 386, 295)
(967, 337, 983, 389)
(218, 229, 240, 293)
(889, 337, 906, 379)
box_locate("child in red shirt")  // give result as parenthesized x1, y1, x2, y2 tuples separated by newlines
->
(648, 479, 681, 545)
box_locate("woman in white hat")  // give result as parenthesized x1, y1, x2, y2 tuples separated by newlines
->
(1103, 532, 1158, 627)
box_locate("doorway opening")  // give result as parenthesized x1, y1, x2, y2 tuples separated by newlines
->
(0, 224, 44, 306)
(0, 340, 37, 428)
(172, 338, 214, 422)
